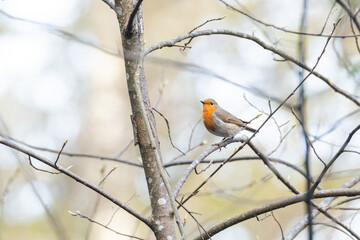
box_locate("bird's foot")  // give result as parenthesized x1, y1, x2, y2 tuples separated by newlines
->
(212, 136, 233, 148)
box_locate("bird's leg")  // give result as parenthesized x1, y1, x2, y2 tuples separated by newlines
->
(212, 136, 233, 148)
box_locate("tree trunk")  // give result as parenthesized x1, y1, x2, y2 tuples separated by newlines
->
(114, 1, 176, 239)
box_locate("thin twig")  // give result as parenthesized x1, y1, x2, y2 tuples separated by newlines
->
(98, 166, 118, 186)
(106, 208, 120, 226)
(171, 140, 205, 162)
(28, 156, 60, 174)
(115, 138, 134, 158)
(319, 1, 337, 35)
(312, 221, 355, 240)
(154, 69, 166, 108)
(70, 211, 145, 240)
(85, 166, 106, 240)
(54, 140, 67, 167)
(347, 0, 360, 54)
(309, 124, 360, 195)
(176, 200, 211, 239)
(152, 107, 185, 155)
(188, 118, 202, 151)
(265, 98, 294, 157)
(247, 141, 299, 193)
(194, 159, 213, 175)
(271, 211, 285, 240)
(267, 124, 296, 156)
(0, 168, 20, 203)
(312, 109, 360, 142)
(291, 107, 326, 166)
(336, 0, 360, 32)
(182, 16, 226, 51)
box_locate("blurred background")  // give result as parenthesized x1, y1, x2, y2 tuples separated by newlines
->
(0, 0, 360, 239)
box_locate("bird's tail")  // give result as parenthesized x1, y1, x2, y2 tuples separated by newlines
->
(245, 125, 257, 133)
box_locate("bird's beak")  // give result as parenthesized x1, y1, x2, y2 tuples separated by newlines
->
(200, 101, 205, 104)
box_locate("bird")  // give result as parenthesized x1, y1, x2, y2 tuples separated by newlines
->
(200, 98, 256, 138)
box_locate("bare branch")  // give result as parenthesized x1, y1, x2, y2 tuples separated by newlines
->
(173, 136, 245, 199)
(348, 7, 360, 54)
(54, 140, 67, 167)
(0, 168, 20, 204)
(144, 29, 360, 107)
(194, 188, 360, 240)
(319, 1, 337, 35)
(291, 107, 326, 166)
(309, 124, 360, 195)
(177, 135, 255, 206)
(177, 24, 336, 202)
(284, 174, 360, 240)
(188, 118, 202, 151)
(271, 211, 285, 240)
(98, 166, 118, 186)
(114, 0, 185, 236)
(312, 221, 356, 240)
(248, 140, 360, 240)
(0, 134, 142, 167)
(182, 16, 226, 51)
(312, 109, 360, 143)
(0, 136, 152, 229)
(176, 200, 210, 239)
(247, 141, 299, 193)
(219, 0, 359, 38)
(336, 0, 360, 32)
(28, 156, 59, 174)
(70, 210, 145, 240)
(152, 107, 185, 155)
(115, 138, 134, 158)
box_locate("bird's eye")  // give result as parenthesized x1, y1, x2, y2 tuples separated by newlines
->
(210, 102, 214, 105)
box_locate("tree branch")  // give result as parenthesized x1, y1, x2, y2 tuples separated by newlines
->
(0, 136, 153, 230)
(219, 0, 359, 38)
(144, 28, 360, 107)
(114, 1, 183, 238)
(336, 0, 360, 32)
(285, 173, 360, 240)
(247, 140, 360, 240)
(173, 135, 248, 200)
(309, 124, 360, 195)
(194, 188, 360, 240)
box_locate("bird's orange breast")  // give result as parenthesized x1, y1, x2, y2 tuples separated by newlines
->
(202, 105, 217, 131)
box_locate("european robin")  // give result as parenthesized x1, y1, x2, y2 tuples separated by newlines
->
(201, 98, 256, 138)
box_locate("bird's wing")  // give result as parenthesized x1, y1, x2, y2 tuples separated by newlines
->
(215, 109, 246, 126)
(215, 109, 256, 132)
